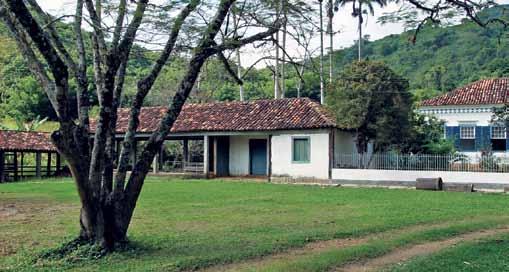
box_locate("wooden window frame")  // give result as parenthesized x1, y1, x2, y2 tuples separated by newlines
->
(291, 136, 311, 164)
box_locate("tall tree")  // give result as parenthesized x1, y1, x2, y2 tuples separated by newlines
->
(326, 61, 412, 154)
(0, 0, 281, 250)
(335, 0, 387, 60)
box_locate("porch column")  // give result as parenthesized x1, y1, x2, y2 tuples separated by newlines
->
(267, 135, 272, 181)
(46, 152, 52, 177)
(213, 137, 218, 174)
(20, 152, 24, 179)
(56, 153, 61, 173)
(13, 152, 18, 181)
(183, 139, 189, 163)
(0, 151, 5, 182)
(35, 152, 41, 178)
(203, 135, 209, 177)
(116, 140, 121, 165)
(329, 129, 335, 180)
(159, 143, 164, 171)
(152, 155, 159, 174)
(131, 139, 137, 170)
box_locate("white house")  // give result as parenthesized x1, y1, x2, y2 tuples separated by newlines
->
(108, 98, 356, 181)
(419, 78, 508, 157)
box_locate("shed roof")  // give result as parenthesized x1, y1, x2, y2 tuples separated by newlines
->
(104, 98, 337, 134)
(421, 78, 509, 107)
(0, 130, 56, 152)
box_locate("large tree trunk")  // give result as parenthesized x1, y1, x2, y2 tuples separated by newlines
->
(1, 0, 281, 253)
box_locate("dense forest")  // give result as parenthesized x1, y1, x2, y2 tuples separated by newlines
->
(0, 5, 508, 121)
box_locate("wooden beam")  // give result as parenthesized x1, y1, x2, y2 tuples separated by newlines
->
(35, 152, 41, 178)
(56, 152, 61, 173)
(47, 152, 52, 176)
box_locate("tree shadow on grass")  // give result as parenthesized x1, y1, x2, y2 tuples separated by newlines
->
(32, 237, 158, 267)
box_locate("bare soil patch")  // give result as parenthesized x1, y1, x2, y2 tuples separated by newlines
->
(0, 204, 18, 219)
(336, 227, 509, 272)
(201, 222, 455, 272)
(0, 200, 77, 257)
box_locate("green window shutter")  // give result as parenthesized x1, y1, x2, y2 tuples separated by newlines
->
(293, 138, 310, 163)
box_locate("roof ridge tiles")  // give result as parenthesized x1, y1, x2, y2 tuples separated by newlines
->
(93, 98, 338, 134)
(421, 78, 509, 107)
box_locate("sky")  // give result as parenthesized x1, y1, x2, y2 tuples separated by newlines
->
(37, 0, 509, 68)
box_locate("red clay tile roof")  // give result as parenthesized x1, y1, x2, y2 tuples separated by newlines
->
(106, 98, 337, 134)
(421, 78, 509, 107)
(0, 131, 56, 152)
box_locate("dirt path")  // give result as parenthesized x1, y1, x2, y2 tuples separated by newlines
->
(201, 222, 461, 272)
(336, 226, 509, 272)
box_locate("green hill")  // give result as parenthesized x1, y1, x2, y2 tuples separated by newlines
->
(326, 5, 509, 98)
(0, 5, 508, 122)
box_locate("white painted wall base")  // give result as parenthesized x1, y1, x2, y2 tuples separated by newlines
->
(332, 168, 509, 185)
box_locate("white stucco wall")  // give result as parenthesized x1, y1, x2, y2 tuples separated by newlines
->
(332, 168, 509, 184)
(229, 135, 268, 176)
(271, 130, 330, 179)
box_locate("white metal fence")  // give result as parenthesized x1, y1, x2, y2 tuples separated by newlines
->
(335, 153, 509, 173)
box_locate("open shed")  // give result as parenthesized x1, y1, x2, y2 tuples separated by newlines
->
(0, 130, 61, 182)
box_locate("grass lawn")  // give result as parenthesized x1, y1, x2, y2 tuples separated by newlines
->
(1, 177, 509, 271)
(0, 119, 59, 132)
(388, 233, 509, 272)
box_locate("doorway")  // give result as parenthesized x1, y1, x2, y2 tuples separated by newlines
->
(249, 139, 267, 176)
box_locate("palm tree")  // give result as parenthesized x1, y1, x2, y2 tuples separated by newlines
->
(335, 0, 387, 60)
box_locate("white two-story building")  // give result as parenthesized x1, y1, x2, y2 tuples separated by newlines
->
(419, 78, 508, 157)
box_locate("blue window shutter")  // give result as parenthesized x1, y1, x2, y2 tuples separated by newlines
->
(475, 126, 481, 151)
(451, 126, 460, 149)
(482, 126, 491, 150)
(445, 126, 454, 139)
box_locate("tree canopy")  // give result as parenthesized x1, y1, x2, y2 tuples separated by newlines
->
(326, 60, 412, 153)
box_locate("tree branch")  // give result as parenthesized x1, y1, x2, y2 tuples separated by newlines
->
(25, 0, 78, 73)
(114, 0, 200, 194)
(2, 0, 71, 122)
(111, 0, 127, 48)
(74, 0, 90, 129)
(122, 0, 238, 218)
(217, 50, 243, 85)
